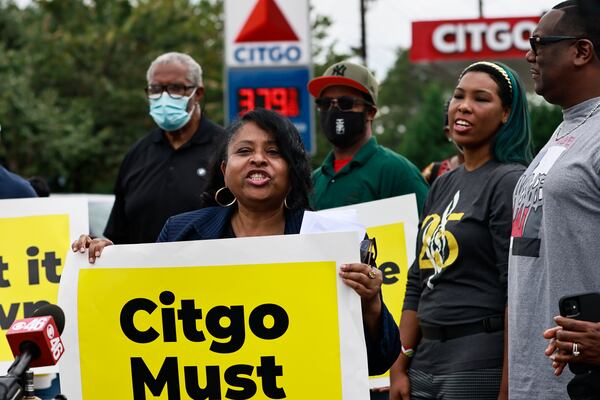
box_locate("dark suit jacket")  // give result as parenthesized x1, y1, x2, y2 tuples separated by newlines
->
(157, 206, 304, 241)
(157, 205, 400, 375)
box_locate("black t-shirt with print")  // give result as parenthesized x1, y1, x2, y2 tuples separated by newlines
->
(403, 160, 524, 373)
(404, 160, 523, 324)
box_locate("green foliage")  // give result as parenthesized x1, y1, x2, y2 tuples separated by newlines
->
(375, 49, 450, 154)
(0, 0, 224, 192)
(396, 84, 454, 169)
(309, 7, 352, 168)
(0, 0, 563, 192)
(0, 0, 347, 188)
(529, 100, 563, 154)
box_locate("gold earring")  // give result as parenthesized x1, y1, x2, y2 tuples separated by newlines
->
(215, 187, 236, 207)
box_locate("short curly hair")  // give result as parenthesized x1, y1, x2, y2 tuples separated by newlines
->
(146, 52, 203, 87)
(200, 109, 313, 210)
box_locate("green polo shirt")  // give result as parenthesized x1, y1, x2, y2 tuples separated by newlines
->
(311, 137, 428, 213)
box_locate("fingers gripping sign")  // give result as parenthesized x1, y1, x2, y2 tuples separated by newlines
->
(71, 235, 113, 264)
(339, 263, 382, 302)
(339, 262, 384, 342)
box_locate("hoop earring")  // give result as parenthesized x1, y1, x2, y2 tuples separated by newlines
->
(284, 197, 290, 209)
(215, 187, 236, 207)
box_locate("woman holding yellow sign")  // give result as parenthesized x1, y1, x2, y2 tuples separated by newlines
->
(73, 108, 400, 376)
(389, 62, 533, 400)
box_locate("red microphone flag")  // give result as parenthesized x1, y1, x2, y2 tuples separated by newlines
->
(6, 316, 64, 368)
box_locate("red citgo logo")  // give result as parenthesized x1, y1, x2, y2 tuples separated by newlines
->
(235, 0, 298, 42)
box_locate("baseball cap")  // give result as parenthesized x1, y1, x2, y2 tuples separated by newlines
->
(308, 61, 379, 105)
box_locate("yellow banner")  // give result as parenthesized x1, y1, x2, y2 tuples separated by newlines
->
(318, 195, 419, 387)
(368, 222, 409, 327)
(0, 214, 70, 361)
(0, 197, 88, 372)
(76, 259, 353, 399)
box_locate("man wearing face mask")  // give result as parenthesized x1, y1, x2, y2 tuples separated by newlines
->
(103, 52, 225, 244)
(308, 61, 428, 213)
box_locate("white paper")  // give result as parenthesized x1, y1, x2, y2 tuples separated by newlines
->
(300, 209, 366, 243)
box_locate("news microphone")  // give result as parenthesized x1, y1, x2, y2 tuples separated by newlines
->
(5, 305, 65, 377)
(0, 304, 65, 400)
(0, 305, 65, 400)
(32, 305, 65, 334)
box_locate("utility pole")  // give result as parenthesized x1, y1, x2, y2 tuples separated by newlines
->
(478, 0, 483, 18)
(360, 0, 367, 66)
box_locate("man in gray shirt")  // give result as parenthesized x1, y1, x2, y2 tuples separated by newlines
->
(509, 1, 600, 399)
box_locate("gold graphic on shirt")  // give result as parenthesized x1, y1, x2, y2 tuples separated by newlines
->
(418, 191, 464, 284)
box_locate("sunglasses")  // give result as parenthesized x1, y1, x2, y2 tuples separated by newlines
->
(529, 35, 582, 56)
(360, 237, 377, 266)
(315, 96, 373, 112)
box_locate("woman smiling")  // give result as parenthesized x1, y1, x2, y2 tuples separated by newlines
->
(390, 62, 533, 400)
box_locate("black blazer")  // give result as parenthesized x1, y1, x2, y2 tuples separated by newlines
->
(157, 206, 304, 242)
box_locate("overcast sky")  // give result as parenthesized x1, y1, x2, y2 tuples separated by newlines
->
(312, 0, 559, 79)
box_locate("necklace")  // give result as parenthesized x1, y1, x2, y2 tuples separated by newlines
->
(555, 100, 600, 141)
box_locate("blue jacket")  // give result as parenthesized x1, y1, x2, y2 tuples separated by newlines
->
(157, 206, 304, 242)
(157, 205, 400, 375)
(0, 166, 37, 199)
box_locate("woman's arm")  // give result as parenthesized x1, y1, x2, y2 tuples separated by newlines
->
(488, 170, 523, 400)
(390, 310, 421, 400)
(339, 263, 401, 375)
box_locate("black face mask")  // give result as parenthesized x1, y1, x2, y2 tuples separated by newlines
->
(319, 110, 367, 149)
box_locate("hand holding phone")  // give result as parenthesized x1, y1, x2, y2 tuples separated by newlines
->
(557, 292, 600, 374)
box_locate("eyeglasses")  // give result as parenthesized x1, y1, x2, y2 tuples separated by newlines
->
(529, 35, 582, 56)
(315, 96, 373, 112)
(145, 84, 196, 99)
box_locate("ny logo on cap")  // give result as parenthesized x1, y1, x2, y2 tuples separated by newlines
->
(331, 64, 347, 76)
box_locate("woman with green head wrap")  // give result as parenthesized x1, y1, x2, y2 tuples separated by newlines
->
(389, 61, 533, 400)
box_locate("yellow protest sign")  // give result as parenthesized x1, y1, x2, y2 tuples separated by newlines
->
(319, 195, 419, 388)
(59, 232, 370, 399)
(367, 223, 409, 326)
(0, 198, 88, 372)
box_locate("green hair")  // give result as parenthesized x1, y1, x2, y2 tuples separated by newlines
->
(461, 61, 534, 165)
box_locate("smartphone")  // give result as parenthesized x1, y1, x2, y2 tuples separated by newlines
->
(558, 292, 600, 374)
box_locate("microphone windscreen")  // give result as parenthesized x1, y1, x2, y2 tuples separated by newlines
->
(33, 304, 65, 334)
(6, 315, 64, 368)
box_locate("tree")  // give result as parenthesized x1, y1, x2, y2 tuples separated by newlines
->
(529, 100, 563, 154)
(0, 0, 349, 188)
(374, 49, 451, 154)
(309, 7, 352, 168)
(397, 84, 454, 169)
(0, 0, 225, 192)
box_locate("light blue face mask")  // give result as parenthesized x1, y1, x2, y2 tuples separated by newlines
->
(149, 88, 197, 132)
